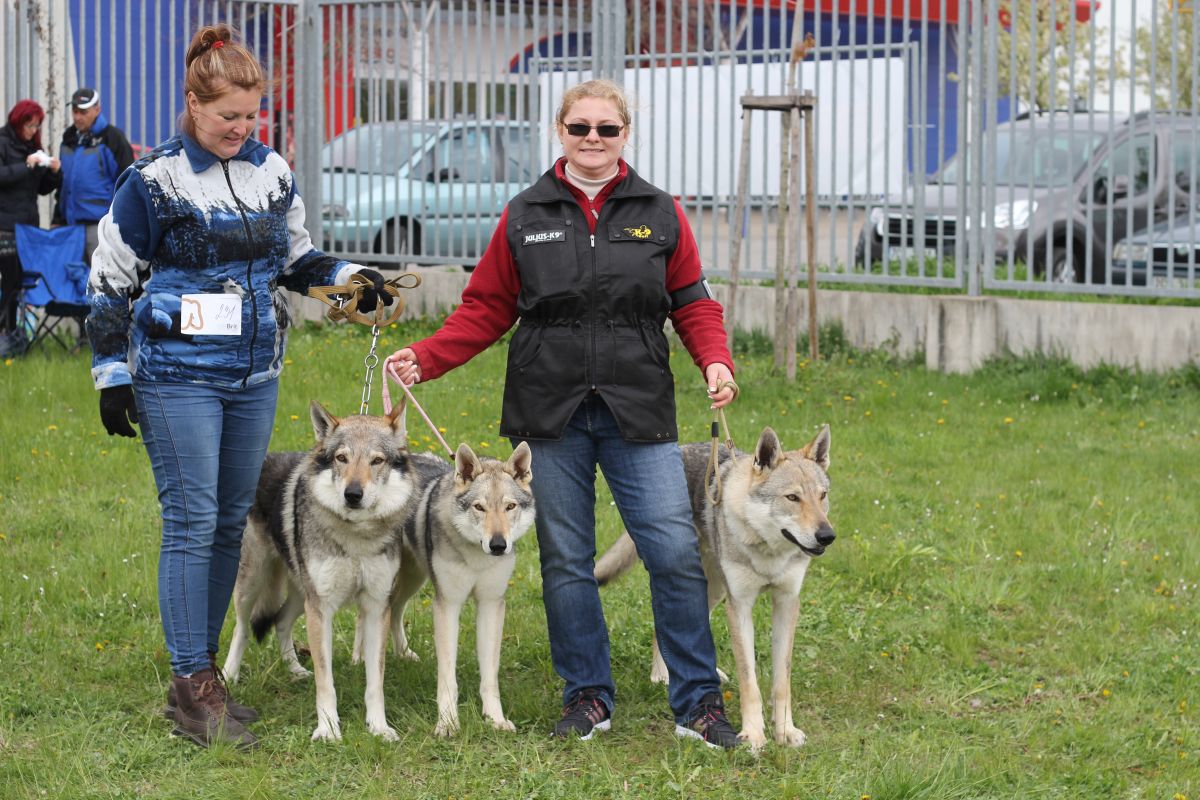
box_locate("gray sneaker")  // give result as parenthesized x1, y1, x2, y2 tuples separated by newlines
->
(552, 689, 611, 740)
(675, 692, 741, 749)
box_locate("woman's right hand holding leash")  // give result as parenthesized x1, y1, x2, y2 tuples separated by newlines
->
(386, 348, 422, 386)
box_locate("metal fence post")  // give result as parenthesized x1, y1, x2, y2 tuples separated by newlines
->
(592, 0, 626, 84)
(296, 0, 324, 247)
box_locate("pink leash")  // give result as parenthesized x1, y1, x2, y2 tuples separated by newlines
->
(382, 357, 454, 458)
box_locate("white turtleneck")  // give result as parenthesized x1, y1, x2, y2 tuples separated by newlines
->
(563, 163, 619, 206)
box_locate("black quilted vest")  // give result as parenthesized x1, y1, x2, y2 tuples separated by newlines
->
(500, 165, 681, 442)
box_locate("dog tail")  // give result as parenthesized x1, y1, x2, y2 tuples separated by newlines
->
(250, 608, 280, 643)
(594, 531, 640, 586)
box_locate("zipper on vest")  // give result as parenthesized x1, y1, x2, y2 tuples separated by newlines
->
(589, 231, 597, 391)
(221, 160, 259, 388)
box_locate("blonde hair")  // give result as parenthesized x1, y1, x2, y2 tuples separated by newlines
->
(555, 79, 632, 130)
(179, 24, 266, 137)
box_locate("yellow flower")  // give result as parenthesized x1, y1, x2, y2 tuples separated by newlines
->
(1101, 689, 1111, 698)
(95, 642, 105, 652)
(936, 418, 944, 425)
(47, 425, 58, 431)
(1003, 417, 1014, 424)
(1014, 550, 1023, 559)
(290, 414, 299, 421)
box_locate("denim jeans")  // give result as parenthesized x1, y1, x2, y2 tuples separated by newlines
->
(135, 379, 278, 676)
(523, 395, 720, 724)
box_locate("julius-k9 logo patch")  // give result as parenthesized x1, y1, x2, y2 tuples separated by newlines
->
(523, 230, 566, 245)
(623, 225, 652, 240)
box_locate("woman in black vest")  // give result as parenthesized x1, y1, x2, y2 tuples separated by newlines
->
(387, 80, 741, 748)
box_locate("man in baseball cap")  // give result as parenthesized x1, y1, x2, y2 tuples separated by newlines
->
(53, 87, 133, 263)
(68, 87, 101, 111)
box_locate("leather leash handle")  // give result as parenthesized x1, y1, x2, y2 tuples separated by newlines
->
(307, 272, 422, 327)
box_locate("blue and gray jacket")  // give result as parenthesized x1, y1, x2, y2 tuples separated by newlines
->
(54, 113, 134, 225)
(87, 133, 360, 390)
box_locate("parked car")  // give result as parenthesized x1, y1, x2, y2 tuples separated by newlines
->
(320, 119, 535, 266)
(1111, 213, 1200, 289)
(856, 111, 1199, 283)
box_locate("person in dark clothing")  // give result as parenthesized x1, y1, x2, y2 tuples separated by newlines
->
(53, 87, 134, 264)
(385, 79, 742, 748)
(0, 99, 61, 349)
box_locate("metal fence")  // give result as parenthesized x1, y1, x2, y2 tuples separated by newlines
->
(3, 0, 1197, 298)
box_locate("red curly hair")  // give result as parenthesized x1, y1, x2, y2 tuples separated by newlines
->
(6, 99, 45, 150)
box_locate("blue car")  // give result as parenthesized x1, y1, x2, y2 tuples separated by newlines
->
(1111, 214, 1200, 290)
(320, 119, 535, 268)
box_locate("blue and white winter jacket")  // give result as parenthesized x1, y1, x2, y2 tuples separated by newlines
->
(87, 133, 360, 390)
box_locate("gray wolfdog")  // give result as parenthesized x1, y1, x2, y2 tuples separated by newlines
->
(374, 441, 535, 737)
(594, 425, 834, 751)
(222, 400, 439, 742)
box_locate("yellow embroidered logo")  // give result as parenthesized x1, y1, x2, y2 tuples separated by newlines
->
(624, 225, 652, 240)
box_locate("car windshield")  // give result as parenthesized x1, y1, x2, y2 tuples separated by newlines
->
(321, 123, 438, 174)
(937, 128, 1105, 187)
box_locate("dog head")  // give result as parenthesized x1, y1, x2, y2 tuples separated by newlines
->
(452, 441, 535, 556)
(745, 425, 835, 557)
(308, 399, 413, 521)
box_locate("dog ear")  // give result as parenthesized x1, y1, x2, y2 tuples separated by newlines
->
(386, 396, 408, 441)
(454, 442, 482, 484)
(310, 400, 339, 441)
(753, 427, 784, 473)
(803, 424, 831, 471)
(507, 441, 533, 485)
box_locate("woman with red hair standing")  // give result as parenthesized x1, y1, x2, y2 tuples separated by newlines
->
(0, 99, 61, 352)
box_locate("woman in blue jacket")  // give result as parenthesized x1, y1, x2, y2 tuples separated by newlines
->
(86, 24, 389, 749)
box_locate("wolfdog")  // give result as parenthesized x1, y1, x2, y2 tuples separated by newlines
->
(382, 441, 535, 737)
(222, 400, 432, 742)
(594, 425, 834, 751)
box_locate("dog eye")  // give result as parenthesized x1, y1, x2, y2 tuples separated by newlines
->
(335, 453, 348, 463)
(505, 502, 516, 511)
(820, 490, 828, 500)
(473, 503, 486, 512)
(785, 493, 800, 502)
(371, 456, 385, 465)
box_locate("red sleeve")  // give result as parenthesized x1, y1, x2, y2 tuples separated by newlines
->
(666, 199, 734, 376)
(408, 208, 520, 381)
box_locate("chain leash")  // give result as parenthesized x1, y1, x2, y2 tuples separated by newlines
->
(359, 323, 382, 415)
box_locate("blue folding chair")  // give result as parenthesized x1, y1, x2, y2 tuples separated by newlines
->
(15, 224, 89, 352)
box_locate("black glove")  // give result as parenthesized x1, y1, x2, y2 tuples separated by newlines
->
(354, 268, 394, 313)
(99, 385, 139, 438)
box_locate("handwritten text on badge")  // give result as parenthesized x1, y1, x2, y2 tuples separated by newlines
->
(180, 294, 242, 336)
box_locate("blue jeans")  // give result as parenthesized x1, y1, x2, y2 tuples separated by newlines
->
(523, 395, 720, 724)
(135, 379, 278, 676)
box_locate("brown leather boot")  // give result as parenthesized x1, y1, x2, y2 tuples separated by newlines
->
(170, 669, 257, 750)
(164, 655, 259, 723)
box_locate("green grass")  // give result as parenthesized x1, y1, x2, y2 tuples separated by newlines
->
(2, 319, 1198, 799)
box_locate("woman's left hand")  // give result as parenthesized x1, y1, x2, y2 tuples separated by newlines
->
(704, 363, 737, 409)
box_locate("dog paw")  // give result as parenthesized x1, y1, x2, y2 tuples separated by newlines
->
(397, 648, 420, 662)
(370, 724, 400, 742)
(737, 729, 768, 752)
(311, 725, 342, 742)
(434, 719, 460, 738)
(489, 716, 516, 733)
(649, 667, 669, 685)
(288, 665, 314, 680)
(776, 726, 806, 747)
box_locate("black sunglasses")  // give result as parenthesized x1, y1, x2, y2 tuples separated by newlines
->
(564, 123, 624, 138)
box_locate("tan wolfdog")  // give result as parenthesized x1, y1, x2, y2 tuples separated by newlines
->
(595, 425, 834, 751)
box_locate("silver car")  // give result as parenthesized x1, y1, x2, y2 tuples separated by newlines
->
(320, 119, 535, 267)
(857, 111, 1199, 284)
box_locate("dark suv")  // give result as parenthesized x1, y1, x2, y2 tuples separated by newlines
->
(856, 111, 1199, 283)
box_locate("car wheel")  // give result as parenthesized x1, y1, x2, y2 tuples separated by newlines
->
(374, 219, 414, 266)
(1035, 242, 1085, 284)
(854, 224, 882, 269)
(1049, 248, 1085, 284)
